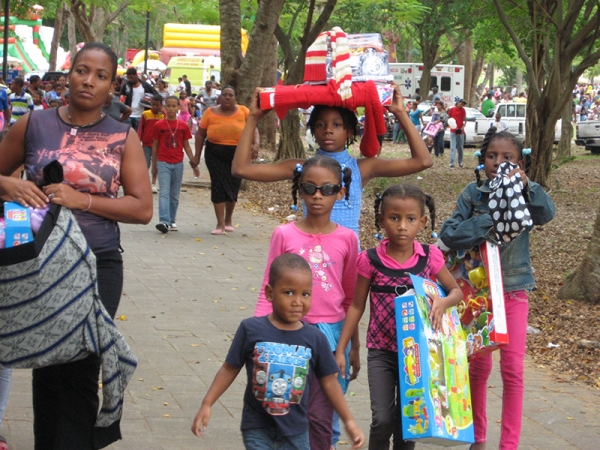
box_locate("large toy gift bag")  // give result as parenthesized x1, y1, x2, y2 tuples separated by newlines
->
(444, 241, 509, 359)
(395, 275, 474, 446)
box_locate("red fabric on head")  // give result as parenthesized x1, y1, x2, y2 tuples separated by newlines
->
(270, 80, 385, 157)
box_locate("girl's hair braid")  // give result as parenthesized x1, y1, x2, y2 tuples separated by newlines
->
(375, 183, 437, 237)
(307, 105, 359, 148)
(374, 193, 383, 231)
(475, 126, 497, 186)
(341, 166, 353, 202)
(290, 155, 353, 208)
(425, 194, 436, 233)
(291, 164, 303, 208)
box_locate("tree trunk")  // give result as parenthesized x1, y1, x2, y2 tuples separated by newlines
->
(462, 38, 473, 106)
(49, 5, 66, 71)
(480, 62, 492, 91)
(470, 51, 485, 105)
(66, 9, 77, 62)
(556, 101, 573, 159)
(558, 203, 600, 304)
(220, 0, 285, 107)
(516, 69, 523, 95)
(219, 0, 243, 89)
(277, 111, 305, 160)
(419, 35, 438, 98)
(258, 35, 279, 154)
(526, 99, 557, 187)
(276, 60, 306, 160)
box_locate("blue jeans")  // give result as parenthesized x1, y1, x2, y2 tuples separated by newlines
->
(242, 427, 310, 450)
(450, 132, 465, 166)
(142, 146, 152, 169)
(157, 161, 183, 224)
(0, 366, 11, 425)
(129, 117, 140, 132)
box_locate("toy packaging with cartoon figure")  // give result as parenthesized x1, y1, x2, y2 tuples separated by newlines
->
(444, 241, 509, 359)
(345, 33, 393, 82)
(395, 274, 474, 446)
(3, 202, 33, 248)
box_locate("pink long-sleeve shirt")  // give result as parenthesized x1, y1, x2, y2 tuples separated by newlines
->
(255, 222, 358, 324)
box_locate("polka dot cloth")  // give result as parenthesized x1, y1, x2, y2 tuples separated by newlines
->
(488, 161, 533, 244)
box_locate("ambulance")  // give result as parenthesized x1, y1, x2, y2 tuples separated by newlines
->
(389, 63, 464, 106)
(163, 56, 221, 94)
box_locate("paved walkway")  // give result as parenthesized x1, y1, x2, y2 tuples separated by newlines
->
(1, 162, 599, 449)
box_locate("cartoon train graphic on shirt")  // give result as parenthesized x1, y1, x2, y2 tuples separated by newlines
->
(252, 346, 310, 416)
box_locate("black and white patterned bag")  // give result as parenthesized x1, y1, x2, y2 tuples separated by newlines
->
(0, 204, 137, 428)
(488, 161, 533, 244)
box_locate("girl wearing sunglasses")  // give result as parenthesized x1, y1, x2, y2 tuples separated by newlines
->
(254, 155, 359, 450)
(233, 84, 432, 239)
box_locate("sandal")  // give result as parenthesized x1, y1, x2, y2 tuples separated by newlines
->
(0, 435, 8, 450)
(211, 228, 224, 235)
(224, 225, 235, 232)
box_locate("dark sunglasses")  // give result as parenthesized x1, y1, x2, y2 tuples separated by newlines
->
(299, 182, 342, 196)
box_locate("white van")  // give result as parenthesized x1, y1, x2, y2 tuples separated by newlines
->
(474, 102, 562, 143)
(389, 63, 465, 105)
(163, 56, 221, 94)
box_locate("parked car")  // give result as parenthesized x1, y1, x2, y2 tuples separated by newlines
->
(575, 119, 600, 154)
(422, 107, 488, 146)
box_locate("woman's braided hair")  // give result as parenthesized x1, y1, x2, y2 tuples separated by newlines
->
(374, 183, 436, 236)
(475, 127, 531, 186)
(291, 155, 353, 208)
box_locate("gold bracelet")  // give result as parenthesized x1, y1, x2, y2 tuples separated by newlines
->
(82, 193, 92, 212)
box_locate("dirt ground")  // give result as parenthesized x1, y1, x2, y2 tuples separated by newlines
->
(240, 141, 600, 389)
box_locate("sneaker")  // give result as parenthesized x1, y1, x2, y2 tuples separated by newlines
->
(459, 163, 464, 168)
(449, 164, 455, 168)
(155, 222, 169, 234)
(151, 185, 158, 194)
(169, 223, 178, 231)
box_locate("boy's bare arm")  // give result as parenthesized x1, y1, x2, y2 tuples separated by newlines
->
(184, 141, 200, 177)
(151, 140, 159, 177)
(191, 362, 241, 437)
(319, 373, 365, 449)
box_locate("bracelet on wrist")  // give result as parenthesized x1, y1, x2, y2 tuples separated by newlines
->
(82, 193, 92, 212)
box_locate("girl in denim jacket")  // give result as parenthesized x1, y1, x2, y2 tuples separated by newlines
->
(439, 128, 555, 450)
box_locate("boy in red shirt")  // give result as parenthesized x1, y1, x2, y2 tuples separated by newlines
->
(151, 96, 199, 233)
(447, 98, 467, 168)
(138, 94, 165, 192)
